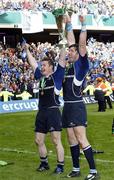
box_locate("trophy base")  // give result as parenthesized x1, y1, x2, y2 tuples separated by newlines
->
(56, 38, 67, 48)
(59, 39, 67, 45)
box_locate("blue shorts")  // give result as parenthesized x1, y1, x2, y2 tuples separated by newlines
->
(35, 108, 62, 133)
(62, 102, 87, 128)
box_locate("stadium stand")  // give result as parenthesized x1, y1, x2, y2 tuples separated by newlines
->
(0, 0, 114, 105)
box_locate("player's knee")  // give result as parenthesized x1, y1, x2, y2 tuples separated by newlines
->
(77, 136, 88, 148)
(52, 138, 58, 146)
(35, 137, 44, 146)
(52, 136, 60, 146)
(68, 136, 78, 144)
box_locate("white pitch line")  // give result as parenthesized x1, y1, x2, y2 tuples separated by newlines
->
(0, 148, 36, 154)
(49, 153, 114, 164)
(0, 147, 114, 164)
(65, 155, 114, 164)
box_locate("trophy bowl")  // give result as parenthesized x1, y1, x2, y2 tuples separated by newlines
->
(52, 8, 66, 17)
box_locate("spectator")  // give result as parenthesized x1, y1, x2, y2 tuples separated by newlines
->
(83, 81, 95, 96)
(16, 90, 32, 100)
(94, 77, 107, 112)
(0, 88, 14, 102)
(103, 76, 113, 109)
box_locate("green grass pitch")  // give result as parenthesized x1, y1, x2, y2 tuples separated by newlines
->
(0, 103, 114, 180)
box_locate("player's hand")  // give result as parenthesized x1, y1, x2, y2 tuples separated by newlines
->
(22, 43, 30, 51)
(64, 14, 71, 23)
(79, 15, 85, 23)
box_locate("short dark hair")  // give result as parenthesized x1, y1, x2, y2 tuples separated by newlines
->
(69, 43, 79, 52)
(42, 57, 54, 70)
(45, 50, 56, 59)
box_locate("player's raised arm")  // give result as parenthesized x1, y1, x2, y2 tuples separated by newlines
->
(58, 47, 66, 68)
(65, 14, 75, 47)
(78, 15, 87, 57)
(24, 43, 38, 72)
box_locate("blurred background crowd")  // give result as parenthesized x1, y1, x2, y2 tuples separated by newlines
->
(0, 0, 114, 18)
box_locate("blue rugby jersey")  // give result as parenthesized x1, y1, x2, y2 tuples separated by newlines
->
(34, 64, 65, 109)
(63, 54, 89, 102)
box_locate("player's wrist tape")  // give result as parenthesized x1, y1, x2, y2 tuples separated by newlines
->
(65, 23, 72, 32)
(81, 22, 86, 32)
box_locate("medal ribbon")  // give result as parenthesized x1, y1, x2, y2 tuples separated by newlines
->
(65, 63, 73, 75)
(41, 77, 46, 91)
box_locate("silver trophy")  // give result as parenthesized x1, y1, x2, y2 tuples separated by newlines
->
(52, 7, 67, 47)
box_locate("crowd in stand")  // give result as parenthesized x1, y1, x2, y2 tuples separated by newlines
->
(0, 37, 114, 102)
(0, 0, 114, 18)
(87, 38, 114, 81)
